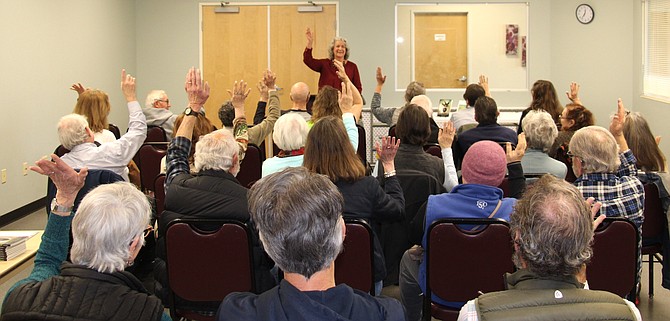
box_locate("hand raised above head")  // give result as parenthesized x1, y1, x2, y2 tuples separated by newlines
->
(376, 67, 386, 86)
(120, 69, 137, 102)
(263, 69, 277, 90)
(31, 154, 88, 206)
(70, 83, 86, 95)
(478, 75, 490, 97)
(227, 80, 251, 109)
(506, 133, 526, 163)
(305, 27, 313, 48)
(438, 121, 456, 149)
(566, 82, 581, 103)
(184, 67, 210, 111)
(338, 81, 353, 113)
(375, 136, 401, 165)
(609, 98, 627, 137)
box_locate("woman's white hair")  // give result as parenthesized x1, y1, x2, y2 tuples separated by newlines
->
(194, 128, 238, 173)
(70, 182, 150, 273)
(522, 110, 558, 152)
(410, 95, 433, 118)
(570, 126, 621, 173)
(273, 113, 308, 151)
(57, 114, 90, 150)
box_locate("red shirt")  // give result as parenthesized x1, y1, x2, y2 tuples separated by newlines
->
(303, 48, 363, 94)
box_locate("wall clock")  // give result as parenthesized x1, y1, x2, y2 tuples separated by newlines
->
(576, 4, 594, 24)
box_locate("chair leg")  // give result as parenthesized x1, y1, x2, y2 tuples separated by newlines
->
(649, 254, 654, 298)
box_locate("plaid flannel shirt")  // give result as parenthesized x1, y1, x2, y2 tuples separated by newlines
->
(574, 149, 645, 228)
(165, 136, 192, 187)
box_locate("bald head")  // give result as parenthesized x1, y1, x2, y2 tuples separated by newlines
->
(290, 82, 310, 110)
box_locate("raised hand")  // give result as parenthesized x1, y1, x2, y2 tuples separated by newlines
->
(184, 67, 210, 112)
(376, 67, 387, 86)
(438, 121, 456, 149)
(257, 79, 269, 102)
(31, 154, 88, 209)
(338, 81, 354, 114)
(305, 27, 313, 49)
(478, 75, 490, 97)
(506, 133, 527, 163)
(120, 69, 137, 102)
(228, 80, 251, 110)
(263, 69, 277, 90)
(375, 136, 401, 168)
(70, 83, 86, 95)
(566, 82, 581, 104)
(333, 60, 349, 83)
(609, 98, 627, 137)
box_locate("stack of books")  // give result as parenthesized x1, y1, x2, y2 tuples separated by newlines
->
(0, 235, 29, 261)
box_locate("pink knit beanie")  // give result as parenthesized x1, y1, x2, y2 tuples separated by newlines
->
(461, 140, 507, 187)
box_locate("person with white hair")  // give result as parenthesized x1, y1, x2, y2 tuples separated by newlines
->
(303, 27, 362, 94)
(2, 155, 168, 321)
(457, 175, 640, 321)
(143, 89, 194, 140)
(58, 69, 146, 182)
(155, 68, 275, 307)
(217, 167, 405, 321)
(262, 113, 308, 177)
(409, 94, 440, 144)
(520, 109, 567, 181)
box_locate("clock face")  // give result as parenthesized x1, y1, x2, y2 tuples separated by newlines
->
(576, 4, 594, 24)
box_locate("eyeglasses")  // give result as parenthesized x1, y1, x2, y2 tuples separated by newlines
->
(143, 225, 154, 238)
(559, 115, 571, 120)
(156, 99, 170, 104)
(566, 151, 578, 159)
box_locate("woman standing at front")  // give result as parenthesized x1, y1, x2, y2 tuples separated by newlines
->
(303, 27, 363, 94)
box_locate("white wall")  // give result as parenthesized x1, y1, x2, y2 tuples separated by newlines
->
(0, 0, 136, 216)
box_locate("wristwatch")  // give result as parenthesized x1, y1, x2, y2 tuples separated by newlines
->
(50, 198, 73, 214)
(184, 107, 199, 117)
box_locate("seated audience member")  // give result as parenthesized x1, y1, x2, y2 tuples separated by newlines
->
(549, 82, 594, 158)
(70, 83, 116, 143)
(450, 75, 488, 132)
(518, 79, 563, 134)
(282, 81, 312, 121)
(388, 104, 458, 191)
(59, 70, 146, 182)
(216, 167, 405, 321)
(520, 110, 567, 180)
(262, 113, 308, 177)
(456, 96, 518, 160)
(371, 67, 425, 125)
(409, 95, 439, 144)
(309, 71, 362, 150)
(304, 115, 405, 295)
(159, 113, 214, 174)
(624, 111, 670, 289)
(458, 175, 641, 321)
(156, 69, 274, 303)
(143, 89, 181, 140)
(219, 70, 280, 146)
(400, 139, 526, 321)
(2, 155, 169, 321)
(570, 99, 644, 290)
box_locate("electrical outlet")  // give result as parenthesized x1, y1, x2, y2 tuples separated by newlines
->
(22, 162, 28, 176)
(1, 169, 6, 184)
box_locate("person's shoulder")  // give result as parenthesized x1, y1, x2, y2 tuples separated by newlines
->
(349, 290, 406, 321)
(217, 291, 264, 321)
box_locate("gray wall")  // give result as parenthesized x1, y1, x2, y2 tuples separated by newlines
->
(1, 0, 668, 216)
(0, 0, 136, 216)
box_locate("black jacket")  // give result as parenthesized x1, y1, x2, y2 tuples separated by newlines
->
(2, 263, 164, 321)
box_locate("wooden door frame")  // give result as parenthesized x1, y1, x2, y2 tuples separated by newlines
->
(198, 1, 340, 72)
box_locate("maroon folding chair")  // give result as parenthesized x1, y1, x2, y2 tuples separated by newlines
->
(335, 218, 375, 295)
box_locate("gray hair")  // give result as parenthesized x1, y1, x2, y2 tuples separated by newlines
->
(410, 94, 433, 118)
(57, 114, 90, 150)
(328, 37, 350, 60)
(248, 167, 344, 279)
(569, 126, 620, 173)
(70, 182, 150, 273)
(145, 90, 167, 108)
(273, 113, 308, 151)
(194, 128, 238, 173)
(511, 175, 594, 277)
(404, 81, 426, 103)
(522, 110, 558, 152)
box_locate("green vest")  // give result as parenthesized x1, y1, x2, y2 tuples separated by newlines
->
(475, 270, 636, 321)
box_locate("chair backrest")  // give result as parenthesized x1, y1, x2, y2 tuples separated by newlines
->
(356, 124, 367, 165)
(237, 143, 263, 188)
(498, 177, 510, 197)
(589, 217, 638, 298)
(335, 219, 375, 294)
(382, 169, 446, 284)
(423, 144, 442, 159)
(388, 125, 396, 138)
(108, 123, 121, 139)
(642, 183, 664, 240)
(554, 144, 577, 182)
(154, 174, 166, 218)
(46, 169, 124, 214)
(166, 218, 254, 318)
(426, 218, 514, 302)
(138, 144, 167, 193)
(54, 145, 70, 158)
(145, 125, 168, 144)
